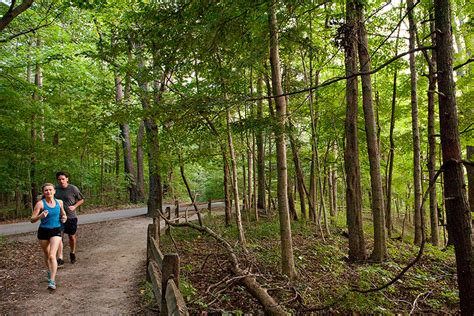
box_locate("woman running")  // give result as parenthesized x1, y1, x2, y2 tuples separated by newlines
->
(30, 183, 67, 290)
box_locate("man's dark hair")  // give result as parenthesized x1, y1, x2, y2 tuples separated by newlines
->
(56, 171, 70, 179)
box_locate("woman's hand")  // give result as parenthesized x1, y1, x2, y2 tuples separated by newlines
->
(41, 210, 49, 218)
(61, 215, 67, 223)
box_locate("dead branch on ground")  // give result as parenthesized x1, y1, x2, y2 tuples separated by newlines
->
(160, 214, 289, 315)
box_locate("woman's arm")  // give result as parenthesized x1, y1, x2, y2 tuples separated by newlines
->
(58, 200, 67, 223)
(30, 201, 47, 223)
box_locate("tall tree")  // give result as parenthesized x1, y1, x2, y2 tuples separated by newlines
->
(343, 0, 366, 262)
(407, 0, 424, 246)
(135, 41, 162, 217)
(355, 0, 386, 261)
(256, 76, 266, 212)
(115, 73, 138, 203)
(426, 10, 440, 246)
(226, 106, 248, 252)
(434, 0, 473, 313)
(268, 0, 297, 280)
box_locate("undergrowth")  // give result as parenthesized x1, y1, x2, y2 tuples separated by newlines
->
(160, 213, 459, 314)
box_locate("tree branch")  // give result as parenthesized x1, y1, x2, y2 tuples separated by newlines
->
(247, 46, 434, 102)
(0, 0, 34, 32)
(453, 57, 474, 71)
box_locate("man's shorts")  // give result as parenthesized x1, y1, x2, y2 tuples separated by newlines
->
(62, 218, 78, 235)
(37, 227, 62, 240)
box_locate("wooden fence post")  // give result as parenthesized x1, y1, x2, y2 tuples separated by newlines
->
(146, 224, 153, 282)
(208, 199, 212, 215)
(161, 253, 180, 315)
(153, 217, 160, 246)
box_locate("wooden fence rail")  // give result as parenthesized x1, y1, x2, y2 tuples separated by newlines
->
(147, 219, 189, 315)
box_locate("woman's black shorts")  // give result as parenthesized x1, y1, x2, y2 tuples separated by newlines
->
(37, 227, 62, 240)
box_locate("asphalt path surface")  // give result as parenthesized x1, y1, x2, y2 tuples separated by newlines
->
(0, 202, 223, 236)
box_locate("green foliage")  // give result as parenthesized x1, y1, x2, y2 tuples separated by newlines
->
(138, 280, 158, 310)
(179, 278, 199, 303)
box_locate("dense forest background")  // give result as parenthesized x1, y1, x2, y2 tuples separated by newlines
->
(0, 0, 473, 313)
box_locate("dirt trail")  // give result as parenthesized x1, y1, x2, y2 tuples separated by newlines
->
(2, 216, 152, 314)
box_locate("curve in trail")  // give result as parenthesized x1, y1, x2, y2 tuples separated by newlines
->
(7, 216, 151, 314)
(0, 202, 223, 236)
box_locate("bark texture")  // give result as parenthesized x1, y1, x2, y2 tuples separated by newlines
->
(343, 0, 366, 261)
(435, 0, 473, 313)
(269, 0, 297, 280)
(356, 0, 386, 261)
(407, 0, 424, 246)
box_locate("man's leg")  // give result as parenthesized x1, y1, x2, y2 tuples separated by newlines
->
(57, 233, 64, 266)
(69, 234, 77, 263)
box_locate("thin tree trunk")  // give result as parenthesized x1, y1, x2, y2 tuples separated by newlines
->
(434, 1, 474, 313)
(30, 37, 44, 207)
(226, 107, 248, 252)
(288, 130, 307, 220)
(385, 5, 402, 239)
(407, 0, 424, 246)
(256, 78, 266, 211)
(265, 71, 274, 214)
(269, 0, 297, 280)
(115, 74, 138, 203)
(179, 158, 203, 226)
(223, 152, 232, 226)
(355, 0, 386, 261)
(308, 14, 318, 223)
(427, 13, 440, 246)
(288, 176, 297, 221)
(136, 121, 145, 202)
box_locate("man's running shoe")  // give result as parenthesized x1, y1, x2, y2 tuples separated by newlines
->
(47, 280, 56, 290)
(70, 252, 76, 264)
(57, 258, 64, 267)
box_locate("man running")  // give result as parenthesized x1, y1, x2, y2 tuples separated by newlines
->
(55, 171, 84, 265)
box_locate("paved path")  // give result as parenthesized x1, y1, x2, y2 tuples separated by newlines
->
(0, 202, 223, 236)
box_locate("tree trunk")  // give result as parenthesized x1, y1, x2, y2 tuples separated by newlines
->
(343, 0, 366, 262)
(427, 13, 440, 246)
(115, 74, 138, 203)
(288, 130, 307, 220)
(269, 0, 297, 280)
(30, 37, 43, 207)
(385, 5, 402, 239)
(223, 152, 232, 226)
(328, 162, 337, 217)
(435, 0, 474, 313)
(136, 121, 145, 202)
(226, 107, 248, 252)
(467, 146, 474, 213)
(264, 71, 275, 215)
(288, 176, 297, 221)
(179, 159, 203, 226)
(407, 0, 424, 246)
(256, 78, 266, 212)
(136, 45, 162, 217)
(307, 17, 318, 223)
(356, 0, 386, 261)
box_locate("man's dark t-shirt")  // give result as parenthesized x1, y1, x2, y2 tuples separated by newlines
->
(55, 184, 84, 219)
